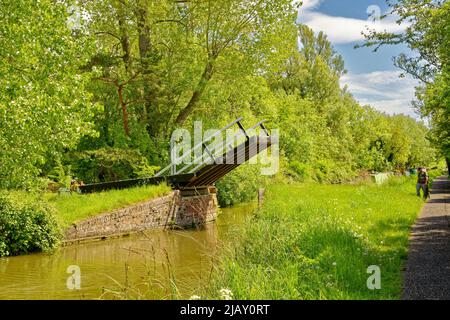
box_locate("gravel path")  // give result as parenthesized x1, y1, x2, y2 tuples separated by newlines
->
(402, 176, 450, 300)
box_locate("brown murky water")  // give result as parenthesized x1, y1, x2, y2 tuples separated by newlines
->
(0, 203, 255, 300)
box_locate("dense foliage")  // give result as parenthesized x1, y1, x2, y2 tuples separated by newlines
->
(65, 148, 159, 183)
(0, 0, 97, 189)
(216, 164, 267, 207)
(363, 0, 449, 174)
(0, 192, 61, 257)
(0, 0, 443, 202)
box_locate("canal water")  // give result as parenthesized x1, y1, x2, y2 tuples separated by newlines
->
(0, 203, 255, 300)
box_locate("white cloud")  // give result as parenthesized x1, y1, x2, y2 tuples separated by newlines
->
(299, 0, 323, 10)
(298, 2, 418, 117)
(341, 71, 420, 117)
(358, 98, 417, 116)
(298, 2, 407, 44)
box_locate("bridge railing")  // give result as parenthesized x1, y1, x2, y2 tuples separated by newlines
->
(154, 117, 243, 177)
(79, 118, 271, 193)
(154, 118, 270, 177)
(185, 119, 270, 174)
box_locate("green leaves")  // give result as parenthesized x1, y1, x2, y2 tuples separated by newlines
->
(0, 0, 97, 188)
(66, 147, 159, 183)
(0, 191, 61, 257)
(362, 0, 449, 165)
(0, 0, 440, 192)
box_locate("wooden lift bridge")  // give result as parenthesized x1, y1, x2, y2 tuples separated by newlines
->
(79, 118, 274, 194)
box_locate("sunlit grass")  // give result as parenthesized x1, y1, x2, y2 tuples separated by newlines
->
(205, 176, 424, 300)
(45, 184, 171, 227)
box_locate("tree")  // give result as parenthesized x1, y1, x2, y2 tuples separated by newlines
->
(0, 0, 97, 188)
(270, 25, 345, 103)
(362, 0, 450, 173)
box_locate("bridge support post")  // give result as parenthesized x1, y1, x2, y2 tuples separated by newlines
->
(169, 186, 218, 229)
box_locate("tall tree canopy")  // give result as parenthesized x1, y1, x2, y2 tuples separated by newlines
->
(362, 0, 449, 173)
(0, 0, 439, 190)
(0, 0, 97, 188)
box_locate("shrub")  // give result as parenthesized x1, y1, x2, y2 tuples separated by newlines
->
(65, 148, 159, 183)
(0, 192, 62, 257)
(288, 161, 311, 182)
(312, 160, 355, 184)
(216, 164, 266, 207)
(47, 161, 73, 189)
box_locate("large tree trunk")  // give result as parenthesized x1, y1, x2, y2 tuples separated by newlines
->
(174, 57, 215, 125)
(116, 1, 131, 73)
(117, 85, 130, 137)
(136, 2, 154, 126)
(109, 1, 131, 137)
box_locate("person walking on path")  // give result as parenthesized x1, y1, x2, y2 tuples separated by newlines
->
(403, 176, 450, 300)
(416, 167, 429, 199)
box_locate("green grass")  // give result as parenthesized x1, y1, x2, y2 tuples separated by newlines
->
(204, 176, 424, 300)
(45, 184, 171, 227)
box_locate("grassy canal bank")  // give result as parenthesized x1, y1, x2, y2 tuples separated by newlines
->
(0, 184, 171, 257)
(203, 176, 425, 300)
(46, 184, 171, 227)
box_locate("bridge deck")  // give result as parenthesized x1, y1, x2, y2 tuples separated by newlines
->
(79, 135, 272, 193)
(182, 135, 271, 188)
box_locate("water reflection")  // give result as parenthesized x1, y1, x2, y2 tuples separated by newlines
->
(0, 203, 255, 300)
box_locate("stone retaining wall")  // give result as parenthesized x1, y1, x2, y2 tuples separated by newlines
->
(65, 188, 218, 243)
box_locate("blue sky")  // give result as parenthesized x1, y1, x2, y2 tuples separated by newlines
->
(297, 0, 420, 117)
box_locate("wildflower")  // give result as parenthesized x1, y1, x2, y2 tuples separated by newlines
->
(189, 295, 201, 300)
(219, 288, 233, 300)
(332, 262, 337, 267)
